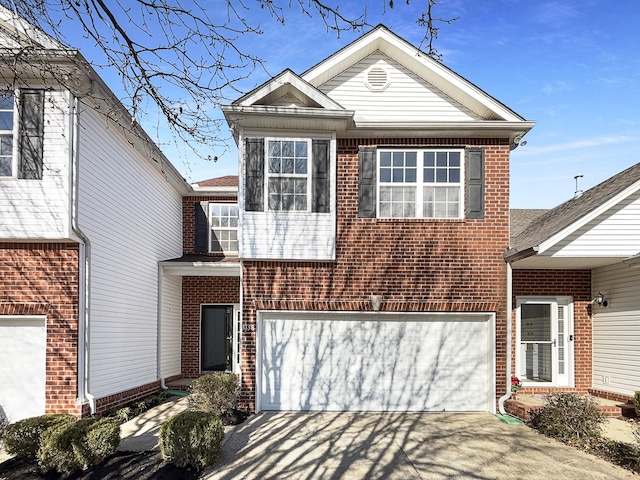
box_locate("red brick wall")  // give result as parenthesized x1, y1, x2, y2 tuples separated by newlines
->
(183, 196, 236, 255)
(512, 269, 592, 394)
(182, 276, 241, 376)
(240, 138, 512, 411)
(0, 243, 82, 416)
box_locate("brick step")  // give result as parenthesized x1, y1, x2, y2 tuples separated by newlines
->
(505, 397, 633, 422)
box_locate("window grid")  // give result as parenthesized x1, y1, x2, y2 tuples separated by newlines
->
(377, 149, 464, 219)
(266, 139, 310, 211)
(0, 91, 15, 177)
(209, 203, 238, 254)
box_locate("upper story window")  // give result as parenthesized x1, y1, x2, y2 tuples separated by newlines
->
(378, 149, 463, 219)
(209, 203, 238, 254)
(267, 139, 310, 211)
(0, 89, 45, 180)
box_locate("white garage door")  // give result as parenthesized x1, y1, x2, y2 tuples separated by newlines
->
(0, 316, 46, 423)
(260, 312, 494, 412)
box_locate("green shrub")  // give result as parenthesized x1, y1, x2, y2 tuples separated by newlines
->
(2, 414, 75, 458)
(634, 391, 640, 418)
(530, 393, 605, 445)
(37, 417, 120, 474)
(159, 410, 224, 470)
(114, 406, 134, 423)
(189, 372, 240, 416)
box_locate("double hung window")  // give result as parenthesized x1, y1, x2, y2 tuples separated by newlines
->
(267, 139, 310, 211)
(378, 149, 463, 219)
(0, 92, 15, 177)
(209, 203, 239, 254)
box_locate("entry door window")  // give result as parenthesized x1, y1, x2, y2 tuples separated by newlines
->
(516, 297, 573, 387)
(201, 306, 233, 372)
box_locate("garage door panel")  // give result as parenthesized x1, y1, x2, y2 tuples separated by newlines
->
(260, 313, 493, 412)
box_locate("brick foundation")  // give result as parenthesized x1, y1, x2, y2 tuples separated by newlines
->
(93, 380, 163, 415)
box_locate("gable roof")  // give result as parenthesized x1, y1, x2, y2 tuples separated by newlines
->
(194, 175, 238, 187)
(510, 209, 548, 244)
(191, 175, 238, 195)
(506, 162, 640, 263)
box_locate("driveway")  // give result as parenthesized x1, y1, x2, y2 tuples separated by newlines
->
(203, 412, 635, 480)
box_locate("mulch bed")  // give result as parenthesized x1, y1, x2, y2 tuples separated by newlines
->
(0, 451, 200, 480)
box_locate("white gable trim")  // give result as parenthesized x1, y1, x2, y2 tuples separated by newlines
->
(537, 179, 640, 255)
(0, 5, 63, 50)
(302, 25, 527, 123)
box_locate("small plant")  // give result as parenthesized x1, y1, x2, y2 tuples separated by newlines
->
(189, 372, 240, 417)
(159, 410, 224, 471)
(1, 414, 75, 458)
(114, 406, 134, 423)
(531, 393, 605, 445)
(511, 375, 523, 394)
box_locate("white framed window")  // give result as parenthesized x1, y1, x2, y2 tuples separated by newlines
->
(377, 149, 464, 219)
(209, 203, 238, 254)
(0, 91, 16, 177)
(266, 138, 311, 211)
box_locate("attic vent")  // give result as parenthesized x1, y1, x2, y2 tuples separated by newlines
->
(366, 67, 389, 91)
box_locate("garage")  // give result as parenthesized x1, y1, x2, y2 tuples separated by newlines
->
(0, 316, 46, 423)
(259, 312, 495, 412)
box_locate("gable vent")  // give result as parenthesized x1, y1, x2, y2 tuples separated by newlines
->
(366, 67, 389, 91)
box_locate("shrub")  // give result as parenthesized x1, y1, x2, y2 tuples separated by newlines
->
(1, 414, 75, 458)
(159, 410, 224, 470)
(530, 393, 605, 445)
(114, 406, 135, 423)
(189, 372, 240, 416)
(37, 417, 120, 474)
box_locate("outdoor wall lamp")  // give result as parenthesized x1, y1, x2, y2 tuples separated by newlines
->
(594, 292, 608, 307)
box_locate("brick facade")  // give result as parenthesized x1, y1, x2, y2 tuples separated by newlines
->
(181, 276, 241, 377)
(183, 195, 236, 255)
(239, 138, 512, 411)
(0, 243, 83, 416)
(512, 269, 592, 394)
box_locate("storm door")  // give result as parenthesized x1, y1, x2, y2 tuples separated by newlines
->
(201, 305, 233, 371)
(516, 297, 573, 387)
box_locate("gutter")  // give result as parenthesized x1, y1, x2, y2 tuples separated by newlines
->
(69, 92, 96, 415)
(498, 261, 513, 415)
(503, 245, 539, 263)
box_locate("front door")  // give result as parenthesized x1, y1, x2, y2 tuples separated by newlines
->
(516, 297, 573, 387)
(201, 305, 233, 371)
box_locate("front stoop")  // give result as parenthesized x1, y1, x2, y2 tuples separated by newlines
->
(505, 394, 631, 422)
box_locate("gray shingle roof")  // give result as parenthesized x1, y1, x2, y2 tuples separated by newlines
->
(510, 209, 548, 243)
(507, 162, 640, 259)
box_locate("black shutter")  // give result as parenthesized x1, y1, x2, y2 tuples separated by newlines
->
(18, 89, 44, 180)
(194, 202, 208, 252)
(312, 139, 330, 213)
(466, 148, 485, 219)
(358, 146, 377, 218)
(245, 138, 264, 212)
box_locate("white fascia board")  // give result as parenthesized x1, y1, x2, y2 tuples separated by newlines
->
(160, 261, 241, 277)
(237, 70, 345, 110)
(538, 179, 640, 255)
(191, 185, 238, 196)
(0, 5, 64, 50)
(223, 104, 354, 120)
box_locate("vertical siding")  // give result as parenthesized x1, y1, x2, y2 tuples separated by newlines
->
(77, 105, 183, 399)
(319, 52, 480, 123)
(161, 274, 182, 377)
(592, 262, 640, 397)
(0, 90, 71, 239)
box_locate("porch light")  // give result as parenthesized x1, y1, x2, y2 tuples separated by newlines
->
(594, 292, 608, 307)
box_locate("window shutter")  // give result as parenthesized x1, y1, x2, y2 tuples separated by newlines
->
(245, 138, 264, 212)
(194, 202, 208, 252)
(358, 146, 377, 218)
(312, 139, 330, 213)
(466, 148, 485, 219)
(18, 89, 44, 180)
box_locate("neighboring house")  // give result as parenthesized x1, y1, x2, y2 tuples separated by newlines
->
(0, 9, 190, 422)
(184, 24, 535, 413)
(506, 163, 640, 405)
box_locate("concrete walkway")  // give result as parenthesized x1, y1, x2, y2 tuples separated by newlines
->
(203, 412, 637, 480)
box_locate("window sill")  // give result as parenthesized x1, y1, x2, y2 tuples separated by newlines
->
(373, 218, 466, 224)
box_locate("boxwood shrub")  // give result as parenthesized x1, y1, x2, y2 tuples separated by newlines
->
(189, 372, 240, 417)
(1, 414, 76, 458)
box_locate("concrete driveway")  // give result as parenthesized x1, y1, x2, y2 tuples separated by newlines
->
(203, 412, 635, 480)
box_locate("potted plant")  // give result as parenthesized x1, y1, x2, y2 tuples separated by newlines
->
(511, 375, 523, 398)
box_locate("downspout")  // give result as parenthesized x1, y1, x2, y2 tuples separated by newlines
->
(157, 264, 167, 390)
(69, 92, 96, 415)
(498, 261, 513, 415)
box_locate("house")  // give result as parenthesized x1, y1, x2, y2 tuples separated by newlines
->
(172, 24, 535, 414)
(0, 8, 190, 422)
(505, 163, 640, 406)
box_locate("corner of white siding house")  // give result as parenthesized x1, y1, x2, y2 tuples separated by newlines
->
(76, 103, 185, 399)
(0, 89, 73, 240)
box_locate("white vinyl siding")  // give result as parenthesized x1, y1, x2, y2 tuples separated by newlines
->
(259, 312, 495, 412)
(0, 89, 71, 239)
(592, 262, 640, 397)
(160, 274, 182, 378)
(77, 104, 183, 399)
(319, 52, 481, 124)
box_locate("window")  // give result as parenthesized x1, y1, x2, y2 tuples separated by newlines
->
(266, 139, 310, 211)
(0, 91, 15, 177)
(377, 149, 463, 219)
(209, 203, 238, 254)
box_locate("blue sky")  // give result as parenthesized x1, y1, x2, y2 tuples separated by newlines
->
(64, 1, 640, 208)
